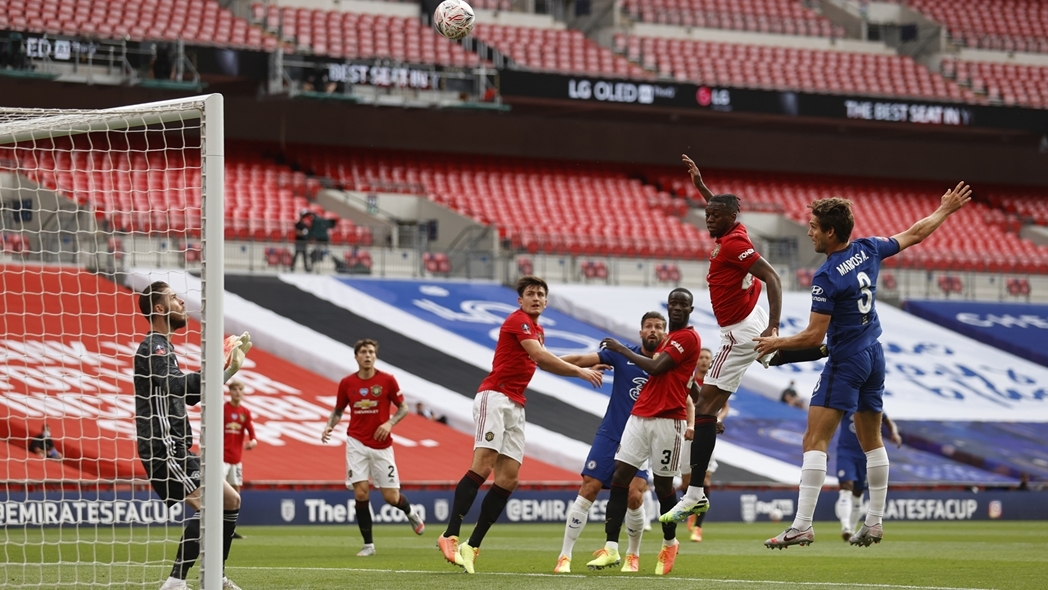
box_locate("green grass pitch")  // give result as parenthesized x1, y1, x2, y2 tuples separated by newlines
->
(4, 521, 1046, 589)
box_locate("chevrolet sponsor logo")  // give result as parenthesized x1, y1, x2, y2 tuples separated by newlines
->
(353, 399, 378, 409)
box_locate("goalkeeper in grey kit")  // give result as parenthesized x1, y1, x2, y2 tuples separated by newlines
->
(134, 281, 253, 590)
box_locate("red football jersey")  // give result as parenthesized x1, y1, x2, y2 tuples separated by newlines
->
(477, 309, 544, 406)
(707, 222, 763, 327)
(223, 403, 256, 464)
(335, 370, 404, 449)
(632, 327, 700, 420)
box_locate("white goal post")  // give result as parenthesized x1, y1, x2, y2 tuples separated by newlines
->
(0, 95, 225, 589)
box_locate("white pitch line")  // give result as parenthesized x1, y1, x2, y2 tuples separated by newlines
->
(231, 566, 997, 590)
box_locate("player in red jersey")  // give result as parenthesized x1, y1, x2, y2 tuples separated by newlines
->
(661, 155, 783, 525)
(223, 380, 257, 539)
(222, 381, 257, 495)
(586, 288, 700, 576)
(438, 275, 604, 574)
(678, 348, 729, 543)
(321, 339, 424, 556)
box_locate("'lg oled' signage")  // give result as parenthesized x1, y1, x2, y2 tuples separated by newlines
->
(568, 79, 676, 104)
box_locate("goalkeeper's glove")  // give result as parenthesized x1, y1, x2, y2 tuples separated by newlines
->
(238, 331, 253, 355)
(222, 331, 253, 383)
(223, 346, 245, 383)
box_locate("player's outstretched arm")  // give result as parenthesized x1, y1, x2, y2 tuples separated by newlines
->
(748, 258, 782, 338)
(893, 181, 972, 252)
(522, 340, 603, 388)
(599, 337, 677, 375)
(682, 154, 715, 204)
(769, 344, 828, 366)
(559, 352, 602, 368)
(754, 312, 831, 357)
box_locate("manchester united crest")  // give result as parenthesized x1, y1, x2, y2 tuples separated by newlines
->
(484, 431, 494, 442)
(371, 385, 382, 397)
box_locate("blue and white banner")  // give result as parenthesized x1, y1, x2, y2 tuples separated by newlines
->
(6, 489, 1045, 526)
(329, 277, 618, 397)
(904, 300, 1048, 368)
(550, 286, 1048, 422)
(1, 491, 185, 526)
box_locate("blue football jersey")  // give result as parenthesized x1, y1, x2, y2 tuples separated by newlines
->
(838, 411, 863, 455)
(595, 345, 650, 442)
(810, 237, 900, 361)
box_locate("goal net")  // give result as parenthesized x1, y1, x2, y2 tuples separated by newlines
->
(0, 96, 226, 589)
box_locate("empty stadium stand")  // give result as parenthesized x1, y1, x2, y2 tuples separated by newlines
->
(287, 146, 710, 259)
(621, 0, 846, 38)
(473, 23, 648, 78)
(0, 0, 271, 50)
(423, 251, 451, 275)
(4, 139, 371, 245)
(655, 262, 682, 283)
(906, 0, 1048, 54)
(256, 5, 481, 66)
(941, 58, 1048, 109)
(651, 168, 1048, 273)
(579, 259, 608, 280)
(618, 34, 978, 102)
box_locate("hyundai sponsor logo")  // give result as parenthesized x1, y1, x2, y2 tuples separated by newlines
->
(568, 79, 675, 104)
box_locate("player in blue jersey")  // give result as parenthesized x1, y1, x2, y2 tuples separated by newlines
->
(836, 411, 901, 540)
(754, 182, 971, 548)
(553, 311, 667, 574)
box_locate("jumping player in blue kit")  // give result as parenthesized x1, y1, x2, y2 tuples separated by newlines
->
(755, 181, 972, 549)
(836, 411, 902, 541)
(553, 312, 667, 574)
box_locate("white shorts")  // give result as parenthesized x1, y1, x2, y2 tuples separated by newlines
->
(679, 442, 718, 475)
(473, 390, 526, 465)
(345, 435, 400, 489)
(615, 415, 686, 478)
(705, 304, 770, 394)
(222, 462, 242, 487)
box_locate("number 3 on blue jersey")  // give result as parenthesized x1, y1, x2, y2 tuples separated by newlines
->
(857, 271, 872, 313)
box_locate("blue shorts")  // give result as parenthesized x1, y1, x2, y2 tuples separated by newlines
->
(835, 448, 868, 493)
(582, 433, 649, 488)
(810, 343, 884, 414)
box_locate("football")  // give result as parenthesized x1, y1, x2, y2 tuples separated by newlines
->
(768, 507, 784, 522)
(433, 0, 475, 41)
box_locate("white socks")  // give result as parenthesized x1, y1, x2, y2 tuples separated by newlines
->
(850, 493, 863, 529)
(643, 489, 658, 523)
(864, 446, 890, 527)
(559, 496, 593, 559)
(836, 489, 853, 531)
(625, 507, 645, 555)
(791, 450, 827, 530)
(683, 484, 706, 504)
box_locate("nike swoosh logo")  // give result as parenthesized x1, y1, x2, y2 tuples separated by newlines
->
(783, 532, 806, 542)
(627, 362, 635, 365)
